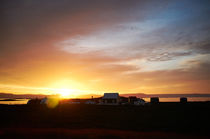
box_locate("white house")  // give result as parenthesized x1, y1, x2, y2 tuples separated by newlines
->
(102, 93, 120, 105)
(40, 97, 48, 104)
(134, 98, 146, 105)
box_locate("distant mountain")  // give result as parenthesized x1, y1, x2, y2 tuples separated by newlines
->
(78, 94, 102, 98)
(0, 93, 50, 99)
(0, 92, 101, 99)
(120, 93, 147, 98)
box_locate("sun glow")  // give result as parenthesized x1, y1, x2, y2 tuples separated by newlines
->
(48, 79, 85, 98)
(55, 89, 75, 98)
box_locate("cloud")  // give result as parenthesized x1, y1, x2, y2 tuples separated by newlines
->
(119, 60, 210, 93)
(0, 0, 210, 94)
(147, 52, 192, 62)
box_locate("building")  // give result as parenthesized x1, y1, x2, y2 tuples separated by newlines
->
(120, 96, 129, 105)
(27, 98, 41, 105)
(40, 97, 47, 104)
(180, 97, 187, 103)
(102, 93, 120, 105)
(128, 96, 138, 104)
(134, 98, 146, 105)
(150, 97, 159, 104)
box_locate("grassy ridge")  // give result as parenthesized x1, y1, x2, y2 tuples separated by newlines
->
(0, 102, 210, 138)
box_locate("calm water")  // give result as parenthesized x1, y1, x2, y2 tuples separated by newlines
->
(0, 98, 29, 105)
(0, 97, 210, 105)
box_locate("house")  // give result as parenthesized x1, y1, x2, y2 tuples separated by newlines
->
(128, 96, 146, 105)
(120, 96, 129, 105)
(180, 97, 187, 103)
(102, 93, 120, 105)
(134, 98, 146, 105)
(128, 96, 138, 104)
(40, 97, 47, 104)
(150, 97, 159, 104)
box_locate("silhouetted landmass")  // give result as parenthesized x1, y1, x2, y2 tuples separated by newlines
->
(0, 93, 53, 99)
(0, 102, 210, 138)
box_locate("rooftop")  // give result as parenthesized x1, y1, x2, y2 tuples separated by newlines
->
(103, 93, 119, 99)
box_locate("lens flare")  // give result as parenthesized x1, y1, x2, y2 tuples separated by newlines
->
(46, 97, 59, 108)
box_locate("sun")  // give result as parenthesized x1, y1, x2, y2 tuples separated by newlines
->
(56, 89, 73, 98)
(48, 79, 85, 98)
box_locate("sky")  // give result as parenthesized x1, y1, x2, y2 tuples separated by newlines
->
(0, 0, 210, 97)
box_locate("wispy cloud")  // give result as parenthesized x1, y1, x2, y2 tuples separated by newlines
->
(0, 0, 210, 94)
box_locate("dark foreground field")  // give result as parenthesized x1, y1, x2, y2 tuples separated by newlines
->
(0, 102, 210, 138)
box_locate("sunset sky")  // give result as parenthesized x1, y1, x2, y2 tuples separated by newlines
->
(1, 0, 210, 97)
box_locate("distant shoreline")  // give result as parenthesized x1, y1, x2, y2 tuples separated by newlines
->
(1, 92, 210, 99)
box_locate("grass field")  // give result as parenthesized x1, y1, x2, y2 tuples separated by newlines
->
(0, 102, 210, 138)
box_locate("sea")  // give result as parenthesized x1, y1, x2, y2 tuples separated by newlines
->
(0, 97, 210, 105)
(0, 98, 30, 105)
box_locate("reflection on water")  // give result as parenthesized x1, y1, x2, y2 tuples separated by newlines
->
(0, 99, 29, 105)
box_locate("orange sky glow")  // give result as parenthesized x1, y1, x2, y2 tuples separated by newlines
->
(1, 0, 210, 98)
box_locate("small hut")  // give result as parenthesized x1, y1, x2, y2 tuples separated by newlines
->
(134, 98, 146, 105)
(150, 97, 159, 104)
(128, 96, 138, 104)
(180, 97, 187, 103)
